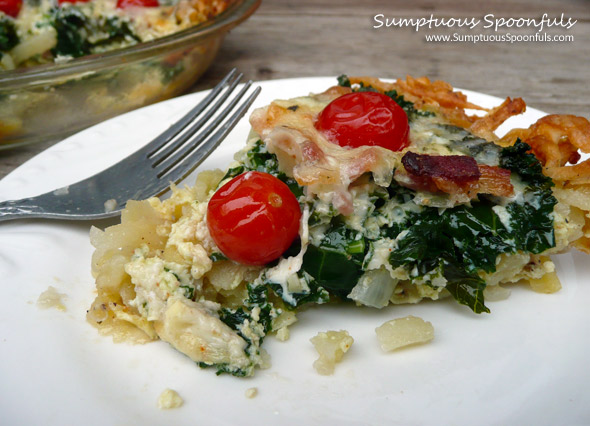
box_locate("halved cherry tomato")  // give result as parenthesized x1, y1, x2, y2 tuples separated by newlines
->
(0, 0, 22, 17)
(207, 171, 302, 266)
(315, 91, 410, 151)
(116, 0, 158, 8)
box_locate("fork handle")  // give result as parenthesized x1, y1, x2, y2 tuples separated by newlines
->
(0, 198, 55, 222)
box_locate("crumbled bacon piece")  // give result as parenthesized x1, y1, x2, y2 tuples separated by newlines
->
(401, 152, 480, 184)
(399, 152, 514, 200)
(476, 165, 514, 197)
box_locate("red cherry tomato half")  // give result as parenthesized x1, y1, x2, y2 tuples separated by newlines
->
(116, 0, 158, 8)
(316, 91, 410, 151)
(207, 171, 302, 266)
(0, 0, 22, 17)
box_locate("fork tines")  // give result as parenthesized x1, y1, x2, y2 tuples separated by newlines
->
(148, 68, 260, 184)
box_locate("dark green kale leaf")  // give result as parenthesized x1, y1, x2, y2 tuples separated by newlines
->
(219, 281, 277, 342)
(50, 7, 91, 58)
(388, 202, 512, 274)
(202, 284, 277, 377)
(444, 202, 514, 273)
(442, 260, 490, 314)
(384, 89, 435, 119)
(160, 60, 185, 84)
(179, 285, 195, 300)
(437, 123, 503, 164)
(384, 197, 522, 313)
(504, 187, 556, 253)
(389, 217, 452, 272)
(209, 252, 228, 262)
(387, 212, 494, 314)
(337, 74, 351, 87)
(94, 16, 139, 45)
(221, 165, 245, 181)
(196, 362, 249, 377)
(336, 74, 433, 120)
(219, 307, 251, 335)
(301, 223, 365, 299)
(355, 84, 379, 93)
(50, 7, 139, 58)
(368, 139, 555, 313)
(264, 271, 330, 308)
(500, 140, 557, 253)
(0, 17, 18, 52)
(245, 283, 273, 333)
(224, 140, 304, 198)
(500, 139, 550, 186)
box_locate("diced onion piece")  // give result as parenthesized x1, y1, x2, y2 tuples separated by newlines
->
(310, 330, 354, 375)
(157, 389, 183, 409)
(375, 315, 434, 352)
(528, 270, 562, 294)
(348, 268, 397, 308)
(10, 28, 57, 65)
(244, 387, 258, 399)
(483, 284, 511, 301)
(0, 52, 15, 70)
(275, 327, 290, 341)
(37, 286, 67, 311)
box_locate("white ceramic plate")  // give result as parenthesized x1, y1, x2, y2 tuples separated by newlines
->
(0, 77, 588, 426)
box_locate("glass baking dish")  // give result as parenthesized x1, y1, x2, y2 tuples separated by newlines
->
(0, 0, 260, 150)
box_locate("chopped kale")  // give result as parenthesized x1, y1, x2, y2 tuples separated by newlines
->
(160, 60, 185, 84)
(246, 282, 268, 306)
(180, 285, 195, 300)
(196, 362, 249, 377)
(384, 182, 553, 313)
(442, 124, 503, 163)
(0, 17, 18, 52)
(50, 7, 91, 58)
(264, 271, 330, 308)
(50, 7, 139, 58)
(95, 16, 139, 45)
(302, 223, 365, 299)
(221, 165, 245, 181)
(500, 139, 553, 187)
(209, 252, 228, 262)
(384, 89, 435, 119)
(245, 283, 274, 333)
(302, 141, 555, 313)
(355, 83, 379, 93)
(230, 122, 556, 317)
(219, 284, 274, 346)
(219, 307, 251, 334)
(443, 260, 489, 314)
(337, 74, 351, 87)
(500, 140, 557, 253)
(225, 140, 304, 198)
(336, 74, 434, 120)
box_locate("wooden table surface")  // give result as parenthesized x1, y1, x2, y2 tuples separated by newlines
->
(1, 0, 588, 179)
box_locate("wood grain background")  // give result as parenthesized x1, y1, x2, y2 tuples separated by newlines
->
(2, 0, 588, 179)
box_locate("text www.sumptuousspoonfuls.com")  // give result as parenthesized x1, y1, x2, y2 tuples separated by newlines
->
(423, 33, 573, 43)
(373, 13, 577, 43)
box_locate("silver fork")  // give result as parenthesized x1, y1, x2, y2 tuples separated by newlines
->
(0, 69, 260, 222)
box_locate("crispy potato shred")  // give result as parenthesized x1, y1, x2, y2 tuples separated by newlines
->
(350, 75, 590, 255)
